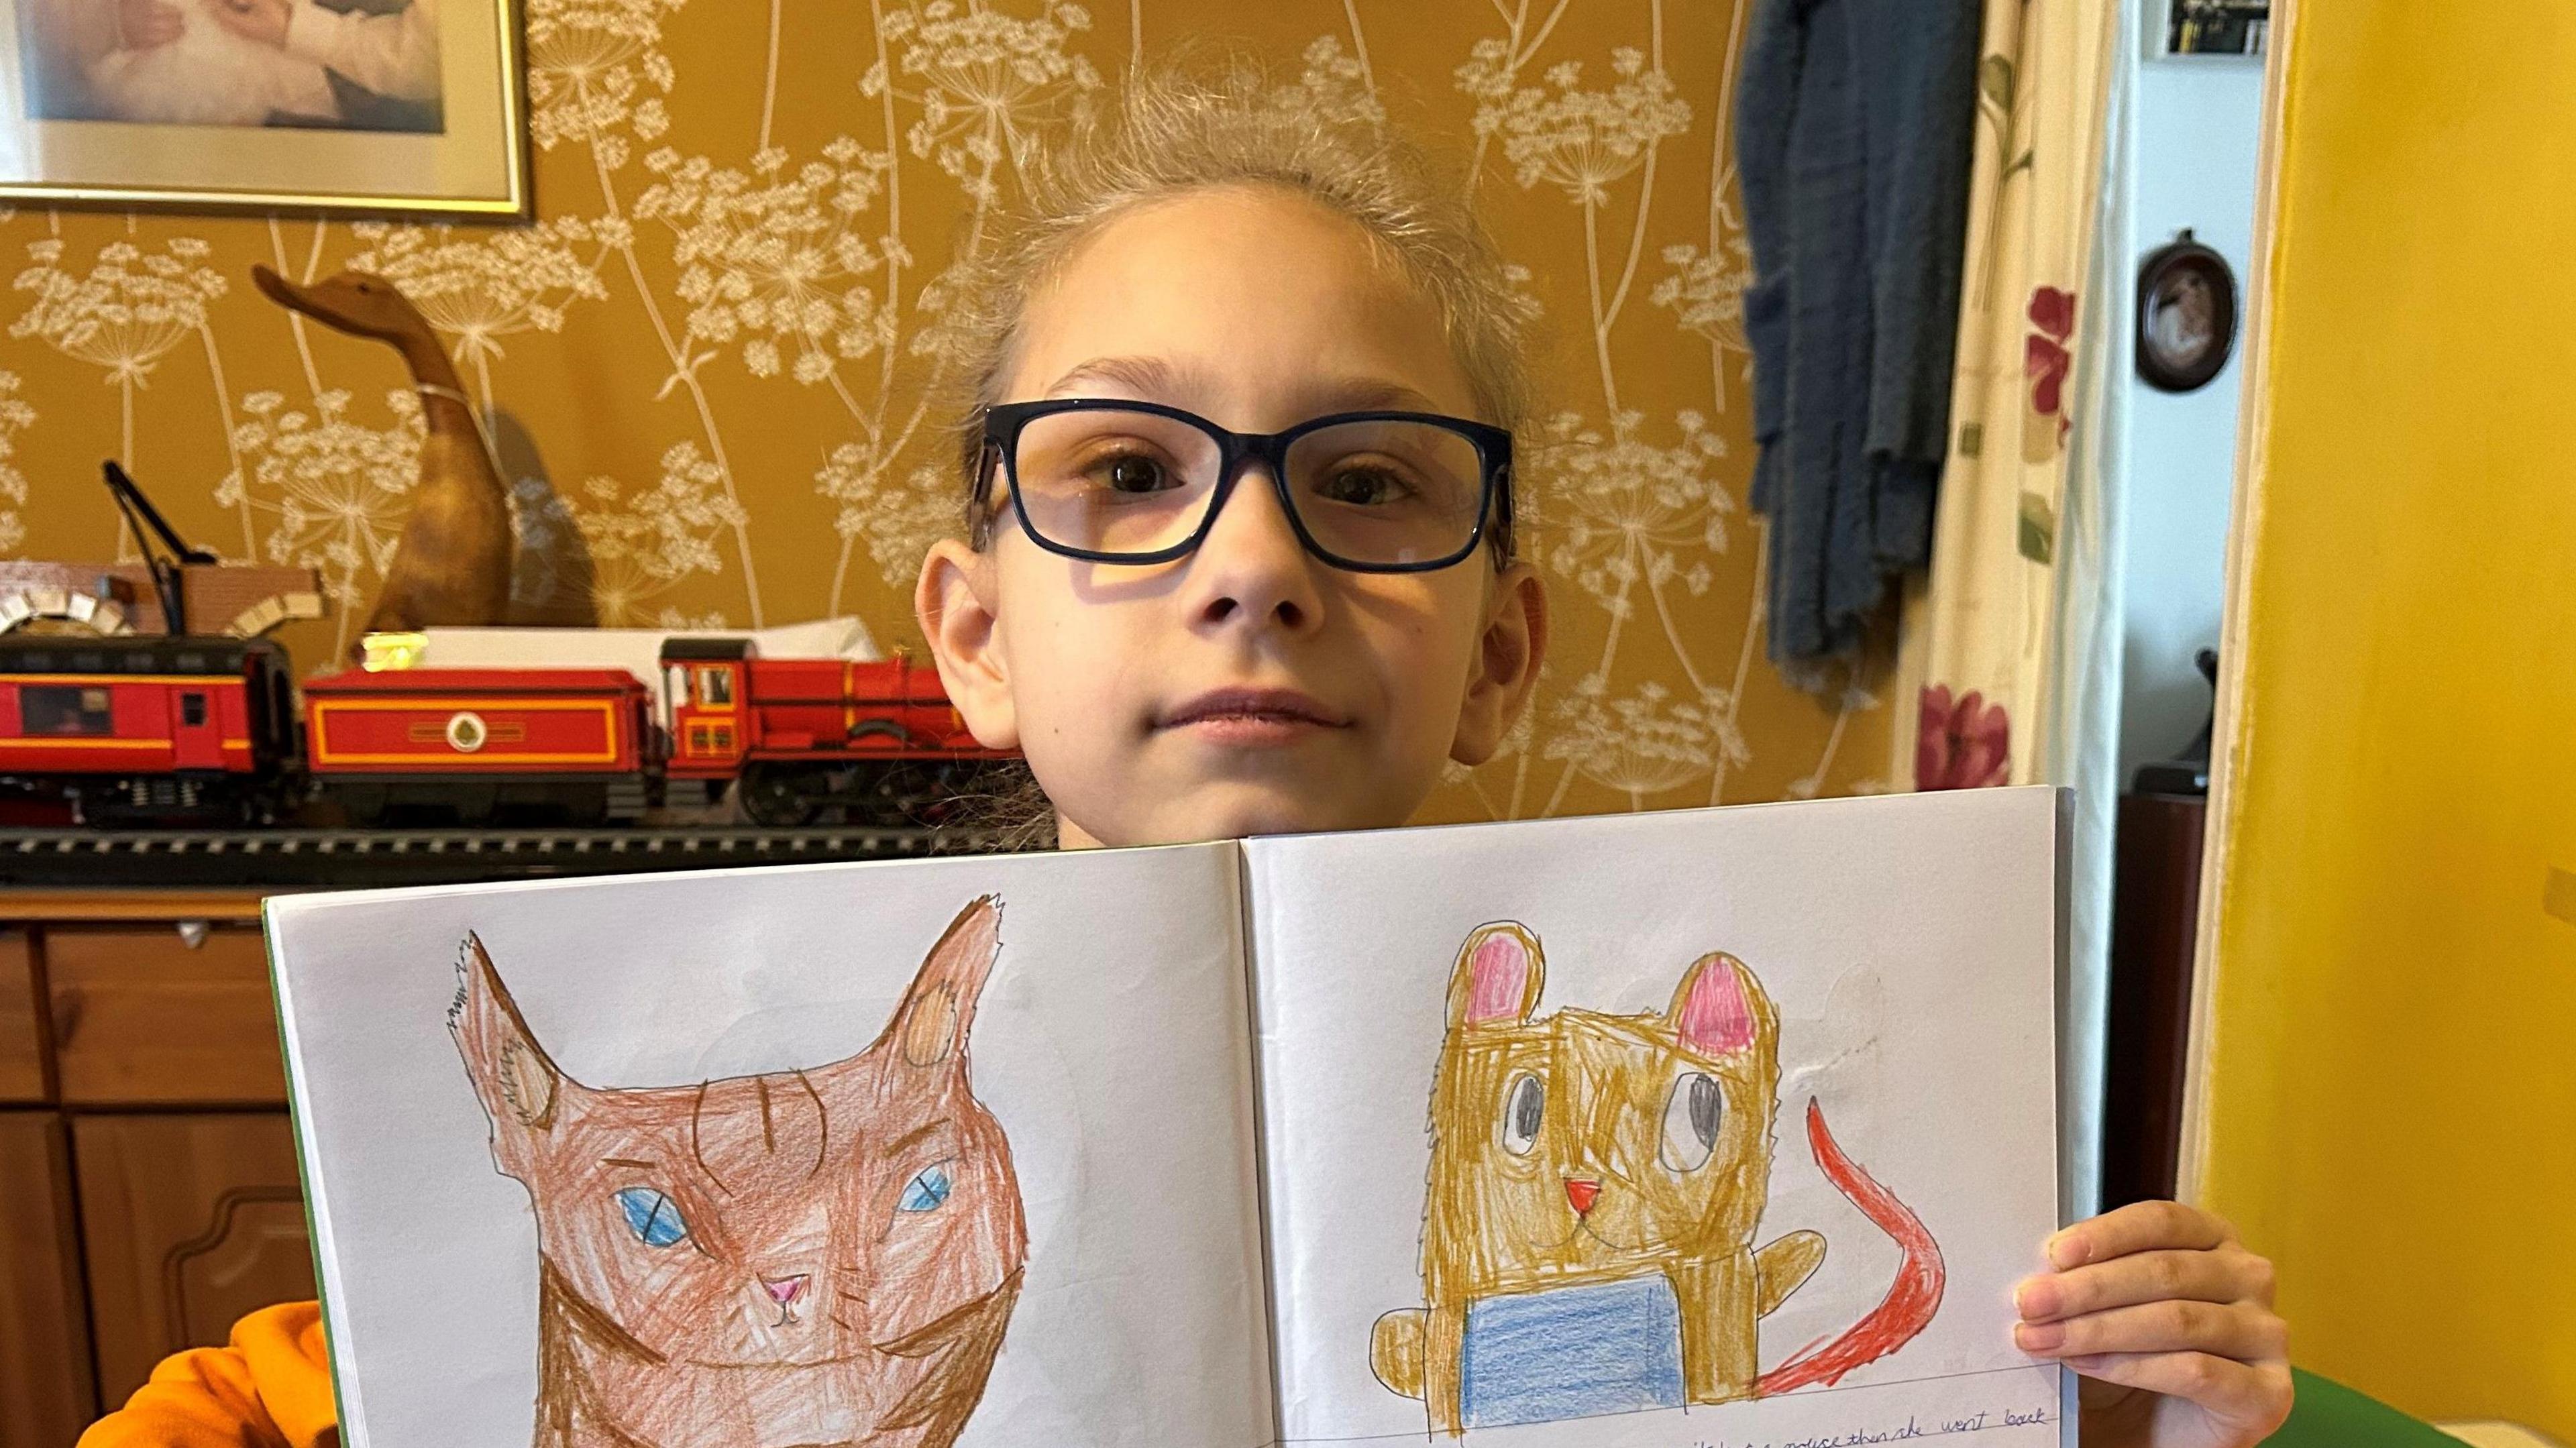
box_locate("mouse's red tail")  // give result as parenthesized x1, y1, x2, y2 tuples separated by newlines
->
(1752, 1097, 1946, 1396)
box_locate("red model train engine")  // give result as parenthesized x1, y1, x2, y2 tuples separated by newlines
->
(0, 636, 299, 824)
(661, 639, 1011, 826)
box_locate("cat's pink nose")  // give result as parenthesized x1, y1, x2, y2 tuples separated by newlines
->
(1565, 1178, 1601, 1215)
(762, 1274, 809, 1306)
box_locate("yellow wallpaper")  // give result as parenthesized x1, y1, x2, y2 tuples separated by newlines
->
(0, 0, 1886, 822)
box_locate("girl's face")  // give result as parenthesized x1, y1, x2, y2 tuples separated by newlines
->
(917, 185, 1548, 847)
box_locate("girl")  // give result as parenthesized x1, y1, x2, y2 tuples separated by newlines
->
(83, 65, 2289, 1448)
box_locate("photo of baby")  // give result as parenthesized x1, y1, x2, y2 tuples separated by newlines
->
(13, 0, 443, 131)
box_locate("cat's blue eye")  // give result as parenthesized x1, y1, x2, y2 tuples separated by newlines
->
(898, 1164, 952, 1213)
(616, 1186, 690, 1247)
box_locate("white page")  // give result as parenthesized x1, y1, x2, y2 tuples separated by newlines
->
(269, 843, 1271, 1448)
(1243, 789, 2067, 1447)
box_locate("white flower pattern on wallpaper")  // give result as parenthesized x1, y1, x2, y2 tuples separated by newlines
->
(1652, 235, 1752, 349)
(1542, 407, 1732, 616)
(0, 0, 1885, 816)
(340, 220, 611, 407)
(11, 237, 229, 484)
(231, 388, 426, 657)
(524, 0, 684, 166)
(0, 372, 32, 557)
(635, 141, 896, 388)
(870, 1, 1103, 207)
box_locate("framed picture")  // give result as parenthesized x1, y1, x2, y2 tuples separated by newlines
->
(2135, 231, 2239, 394)
(0, 0, 525, 217)
(2165, 0, 2269, 56)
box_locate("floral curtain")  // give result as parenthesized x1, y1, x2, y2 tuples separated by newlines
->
(1895, 0, 2123, 793)
(1892, 0, 2127, 1214)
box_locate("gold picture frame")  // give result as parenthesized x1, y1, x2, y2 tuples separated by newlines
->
(0, 0, 527, 218)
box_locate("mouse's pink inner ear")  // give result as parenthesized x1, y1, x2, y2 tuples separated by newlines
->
(1464, 930, 1534, 1025)
(1674, 956, 1756, 1056)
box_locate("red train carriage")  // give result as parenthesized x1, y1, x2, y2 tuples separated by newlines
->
(659, 639, 1014, 826)
(0, 636, 297, 823)
(303, 667, 656, 826)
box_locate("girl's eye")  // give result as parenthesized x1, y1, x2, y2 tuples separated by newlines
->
(1499, 1073, 1544, 1157)
(1659, 1072, 1724, 1172)
(614, 1186, 690, 1248)
(898, 1164, 953, 1213)
(1093, 453, 1174, 494)
(1315, 465, 1412, 507)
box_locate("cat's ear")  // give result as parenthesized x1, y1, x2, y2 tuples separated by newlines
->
(1447, 922, 1545, 1029)
(884, 895, 1004, 1069)
(449, 933, 570, 1166)
(1668, 952, 1776, 1060)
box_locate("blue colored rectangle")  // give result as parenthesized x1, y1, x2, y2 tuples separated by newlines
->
(1459, 1275, 1686, 1429)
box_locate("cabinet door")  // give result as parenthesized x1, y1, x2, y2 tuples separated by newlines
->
(72, 1113, 315, 1412)
(46, 926, 286, 1106)
(0, 932, 46, 1103)
(0, 1111, 97, 1447)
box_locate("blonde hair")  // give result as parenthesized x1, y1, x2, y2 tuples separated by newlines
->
(945, 61, 1534, 559)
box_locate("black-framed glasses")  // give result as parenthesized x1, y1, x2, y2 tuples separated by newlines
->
(973, 399, 1515, 573)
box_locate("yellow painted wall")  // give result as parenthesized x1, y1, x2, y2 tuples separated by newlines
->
(2196, 0, 2576, 1434)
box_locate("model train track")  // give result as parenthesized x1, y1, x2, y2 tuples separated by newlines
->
(0, 824, 1020, 889)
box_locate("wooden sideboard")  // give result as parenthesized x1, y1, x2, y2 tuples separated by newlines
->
(0, 891, 315, 1448)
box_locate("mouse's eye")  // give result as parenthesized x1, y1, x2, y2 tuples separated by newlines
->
(898, 1164, 952, 1213)
(1659, 1072, 1723, 1172)
(614, 1186, 690, 1247)
(1499, 1072, 1544, 1157)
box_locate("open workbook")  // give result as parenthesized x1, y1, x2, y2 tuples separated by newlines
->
(265, 786, 2071, 1448)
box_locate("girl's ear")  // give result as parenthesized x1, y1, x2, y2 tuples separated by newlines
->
(916, 536, 1021, 751)
(1450, 559, 1548, 767)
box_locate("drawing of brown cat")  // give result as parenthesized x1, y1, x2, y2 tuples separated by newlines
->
(451, 895, 1026, 1448)
(1371, 921, 1945, 1435)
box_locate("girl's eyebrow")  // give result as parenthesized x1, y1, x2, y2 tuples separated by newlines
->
(1044, 354, 1197, 400)
(1042, 355, 1448, 414)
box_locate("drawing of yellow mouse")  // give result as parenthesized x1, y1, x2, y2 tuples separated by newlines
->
(1371, 922, 1945, 1435)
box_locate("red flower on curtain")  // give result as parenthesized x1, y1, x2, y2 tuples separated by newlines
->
(1915, 685, 2011, 791)
(2025, 286, 2078, 442)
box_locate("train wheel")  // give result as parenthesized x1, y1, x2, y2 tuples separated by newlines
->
(739, 763, 822, 828)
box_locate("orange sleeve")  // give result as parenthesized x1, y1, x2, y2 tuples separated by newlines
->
(78, 1301, 338, 1448)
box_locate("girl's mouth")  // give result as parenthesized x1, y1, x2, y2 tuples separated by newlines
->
(1157, 687, 1352, 746)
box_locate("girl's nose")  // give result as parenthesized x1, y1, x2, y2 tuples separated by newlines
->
(1184, 466, 1324, 632)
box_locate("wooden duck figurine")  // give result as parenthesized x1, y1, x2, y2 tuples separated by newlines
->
(250, 264, 512, 649)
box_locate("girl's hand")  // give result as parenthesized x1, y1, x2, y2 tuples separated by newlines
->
(2012, 1201, 2292, 1448)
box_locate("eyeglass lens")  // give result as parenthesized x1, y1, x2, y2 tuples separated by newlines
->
(1010, 408, 1487, 566)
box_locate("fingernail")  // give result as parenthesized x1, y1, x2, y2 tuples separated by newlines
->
(2014, 1321, 2065, 1353)
(2015, 1277, 2059, 1319)
(2047, 1231, 2088, 1270)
